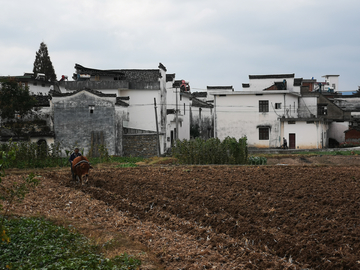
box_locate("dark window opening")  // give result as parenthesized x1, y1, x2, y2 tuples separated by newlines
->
(275, 103, 281, 109)
(259, 100, 269, 112)
(318, 105, 327, 115)
(259, 127, 269, 140)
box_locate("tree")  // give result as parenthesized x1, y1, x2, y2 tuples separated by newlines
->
(33, 42, 57, 82)
(0, 79, 37, 120)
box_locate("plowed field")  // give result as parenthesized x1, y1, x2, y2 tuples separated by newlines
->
(4, 159, 360, 269)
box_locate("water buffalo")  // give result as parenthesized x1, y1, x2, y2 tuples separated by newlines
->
(72, 156, 92, 185)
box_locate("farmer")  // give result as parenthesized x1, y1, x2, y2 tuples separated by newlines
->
(69, 148, 82, 179)
(283, 137, 288, 149)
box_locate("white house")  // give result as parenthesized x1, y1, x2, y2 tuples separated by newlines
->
(211, 74, 349, 149)
(165, 76, 191, 146)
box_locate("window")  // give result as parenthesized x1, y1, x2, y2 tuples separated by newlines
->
(288, 121, 296, 124)
(259, 100, 269, 112)
(318, 105, 327, 115)
(275, 103, 281, 109)
(259, 127, 269, 140)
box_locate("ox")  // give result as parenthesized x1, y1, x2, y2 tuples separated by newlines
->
(72, 156, 92, 185)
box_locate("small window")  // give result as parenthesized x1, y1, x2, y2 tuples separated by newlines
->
(259, 127, 269, 140)
(288, 121, 296, 124)
(275, 103, 281, 109)
(318, 105, 327, 115)
(259, 100, 269, 112)
(306, 121, 314, 124)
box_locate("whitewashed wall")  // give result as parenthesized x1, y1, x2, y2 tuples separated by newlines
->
(247, 77, 299, 92)
(283, 121, 328, 149)
(214, 92, 299, 148)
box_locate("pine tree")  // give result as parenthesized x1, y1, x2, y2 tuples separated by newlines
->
(33, 42, 57, 82)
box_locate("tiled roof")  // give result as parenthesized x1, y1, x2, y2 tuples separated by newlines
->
(166, 74, 175, 82)
(249, 74, 295, 80)
(51, 88, 116, 98)
(207, 86, 233, 90)
(192, 97, 213, 108)
(192, 92, 207, 98)
(74, 64, 162, 82)
(115, 97, 129, 107)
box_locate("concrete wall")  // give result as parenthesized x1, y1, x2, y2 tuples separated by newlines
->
(328, 121, 348, 143)
(298, 96, 317, 118)
(52, 91, 116, 156)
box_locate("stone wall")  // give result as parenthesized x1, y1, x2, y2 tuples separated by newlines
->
(53, 91, 116, 156)
(123, 133, 158, 157)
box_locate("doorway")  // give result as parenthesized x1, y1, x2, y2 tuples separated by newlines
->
(289, 133, 296, 149)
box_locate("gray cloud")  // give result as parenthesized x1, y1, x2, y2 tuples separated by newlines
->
(0, 0, 359, 90)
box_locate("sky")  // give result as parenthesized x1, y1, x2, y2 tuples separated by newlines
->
(0, 0, 359, 92)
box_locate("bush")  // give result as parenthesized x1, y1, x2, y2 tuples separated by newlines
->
(0, 140, 67, 169)
(248, 156, 267, 165)
(173, 136, 248, 165)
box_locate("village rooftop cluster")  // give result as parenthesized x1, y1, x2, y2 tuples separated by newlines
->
(1, 62, 360, 157)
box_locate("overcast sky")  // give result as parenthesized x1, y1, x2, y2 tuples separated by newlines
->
(1, 0, 359, 91)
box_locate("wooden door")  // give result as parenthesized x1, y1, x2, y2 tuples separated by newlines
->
(289, 133, 296, 149)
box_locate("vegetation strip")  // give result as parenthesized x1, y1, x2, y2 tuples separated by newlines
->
(0, 216, 141, 270)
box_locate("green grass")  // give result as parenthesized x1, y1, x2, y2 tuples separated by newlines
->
(291, 150, 360, 156)
(0, 216, 141, 270)
(90, 156, 144, 166)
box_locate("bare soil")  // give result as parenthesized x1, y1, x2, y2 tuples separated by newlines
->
(3, 156, 360, 269)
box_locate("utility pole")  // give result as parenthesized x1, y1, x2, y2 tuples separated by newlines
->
(154, 98, 161, 156)
(175, 86, 179, 142)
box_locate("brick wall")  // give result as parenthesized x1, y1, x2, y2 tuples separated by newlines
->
(123, 134, 158, 157)
(345, 129, 360, 141)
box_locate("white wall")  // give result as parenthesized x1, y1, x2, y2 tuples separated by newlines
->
(166, 87, 190, 148)
(247, 77, 299, 92)
(283, 121, 328, 149)
(214, 92, 299, 148)
(119, 89, 160, 132)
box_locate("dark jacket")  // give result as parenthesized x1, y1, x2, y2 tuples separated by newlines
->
(69, 152, 82, 164)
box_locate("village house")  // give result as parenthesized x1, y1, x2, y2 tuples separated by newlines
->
(0, 73, 56, 145)
(56, 63, 190, 156)
(211, 74, 350, 149)
(50, 89, 128, 156)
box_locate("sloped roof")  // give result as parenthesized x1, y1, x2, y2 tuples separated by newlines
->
(74, 64, 161, 82)
(249, 74, 295, 80)
(192, 97, 213, 108)
(115, 97, 129, 107)
(51, 88, 116, 98)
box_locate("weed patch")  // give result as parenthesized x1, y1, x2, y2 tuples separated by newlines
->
(0, 216, 141, 269)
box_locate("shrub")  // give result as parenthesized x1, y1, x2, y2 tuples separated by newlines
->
(173, 136, 248, 165)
